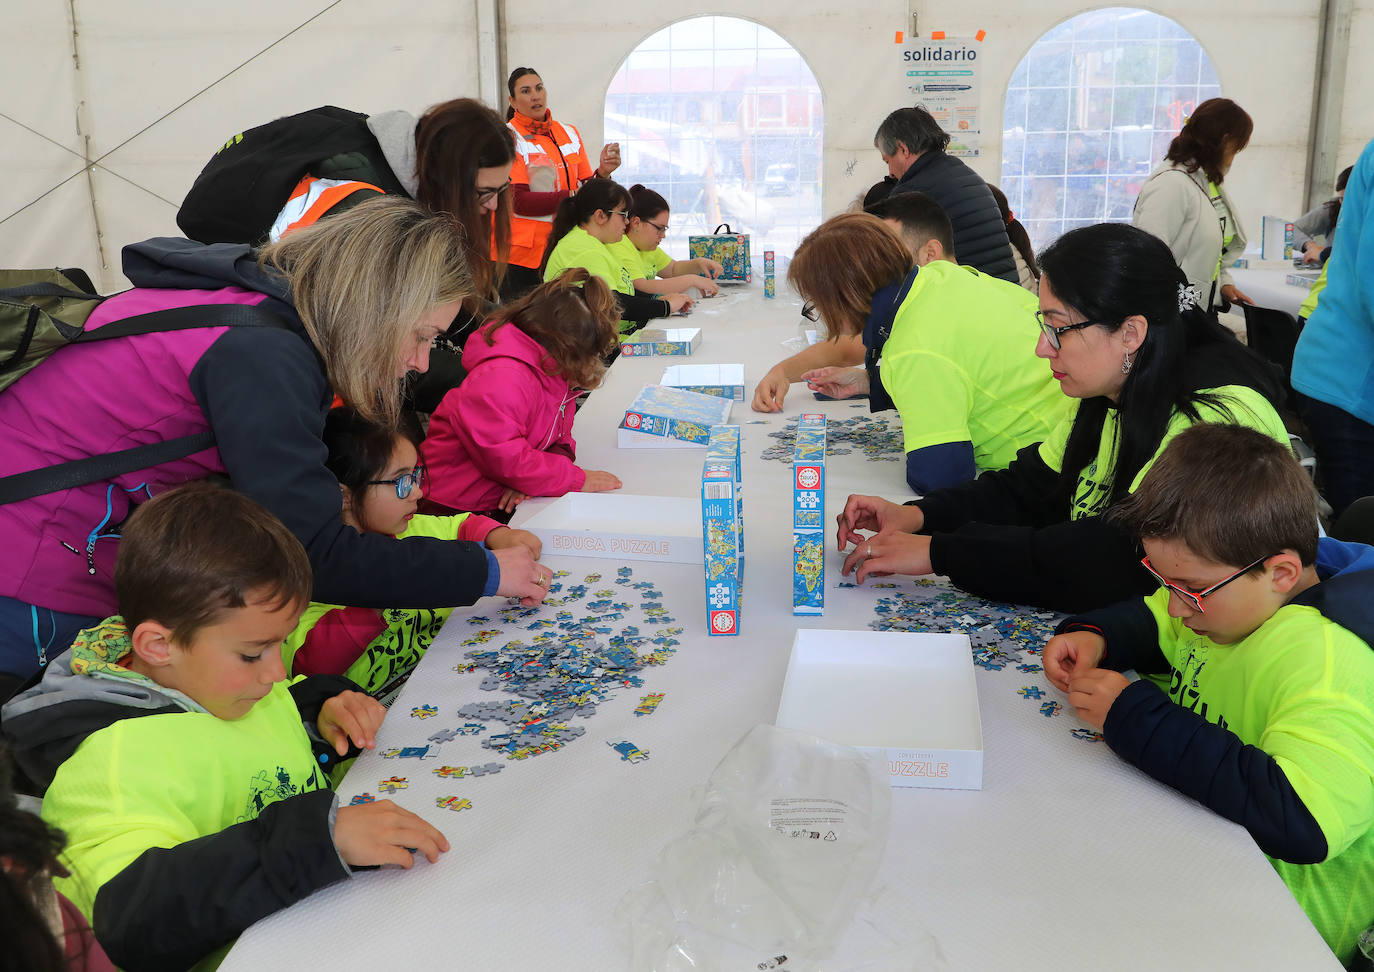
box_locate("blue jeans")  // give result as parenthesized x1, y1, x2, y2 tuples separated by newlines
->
(0, 596, 99, 682)
(1296, 393, 1374, 519)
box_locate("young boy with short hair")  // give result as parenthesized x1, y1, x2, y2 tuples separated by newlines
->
(1043, 423, 1374, 965)
(2, 482, 449, 971)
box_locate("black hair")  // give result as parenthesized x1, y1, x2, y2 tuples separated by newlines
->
(506, 66, 541, 121)
(862, 176, 898, 208)
(539, 178, 632, 274)
(1327, 164, 1355, 228)
(628, 184, 669, 222)
(323, 407, 424, 533)
(1037, 223, 1284, 511)
(865, 190, 955, 255)
(874, 106, 951, 158)
(987, 184, 1038, 280)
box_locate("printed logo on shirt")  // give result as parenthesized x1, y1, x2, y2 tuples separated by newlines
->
(238, 763, 327, 823)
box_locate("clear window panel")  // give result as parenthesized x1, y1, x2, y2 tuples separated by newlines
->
(606, 15, 823, 261)
(1002, 8, 1221, 252)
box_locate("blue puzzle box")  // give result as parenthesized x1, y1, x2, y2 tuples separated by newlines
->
(620, 384, 733, 448)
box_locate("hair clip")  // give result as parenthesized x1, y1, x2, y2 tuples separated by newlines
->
(1178, 283, 1202, 312)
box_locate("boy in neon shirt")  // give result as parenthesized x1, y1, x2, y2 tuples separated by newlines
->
(2, 482, 449, 970)
(1044, 423, 1374, 965)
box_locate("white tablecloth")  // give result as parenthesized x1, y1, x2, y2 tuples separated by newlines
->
(1231, 263, 1314, 319)
(222, 285, 1337, 970)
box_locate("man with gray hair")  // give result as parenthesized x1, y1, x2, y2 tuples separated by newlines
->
(875, 106, 1017, 283)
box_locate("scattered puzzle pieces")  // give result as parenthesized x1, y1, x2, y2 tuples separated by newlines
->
(1070, 728, 1104, 742)
(634, 692, 665, 716)
(1039, 701, 1063, 718)
(378, 776, 408, 793)
(436, 796, 472, 812)
(1018, 685, 1045, 700)
(411, 704, 438, 719)
(609, 738, 649, 762)
(349, 792, 375, 805)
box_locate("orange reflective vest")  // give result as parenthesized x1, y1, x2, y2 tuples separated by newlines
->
(505, 112, 594, 269)
(270, 175, 385, 241)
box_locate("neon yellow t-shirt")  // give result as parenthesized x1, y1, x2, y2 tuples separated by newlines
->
(881, 260, 1074, 470)
(1142, 587, 1374, 964)
(45, 621, 328, 931)
(543, 225, 634, 295)
(606, 236, 673, 284)
(1299, 261, 1329, 320)
(1038, 384, 1288, 520)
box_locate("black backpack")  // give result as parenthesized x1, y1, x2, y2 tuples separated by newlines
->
(177, 106, 401, 244)
(0, 270, 290, 504)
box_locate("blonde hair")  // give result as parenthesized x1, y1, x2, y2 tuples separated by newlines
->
(259, 196, 473, 426)
(788, 213, 911, 338)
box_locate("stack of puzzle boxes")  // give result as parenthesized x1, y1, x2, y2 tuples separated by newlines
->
(792, 413, 826, 615)
(701, 425, 743, 636)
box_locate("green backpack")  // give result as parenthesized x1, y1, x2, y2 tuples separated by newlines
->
(0, 268, 289, 504)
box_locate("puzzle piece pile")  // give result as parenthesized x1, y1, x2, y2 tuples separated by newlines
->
(870, 579, 1061, 670)
(759, 412, 904, 463)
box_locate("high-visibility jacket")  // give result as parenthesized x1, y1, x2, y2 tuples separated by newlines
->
(268, 175, 386, 241)
(506, 112, 594, 269)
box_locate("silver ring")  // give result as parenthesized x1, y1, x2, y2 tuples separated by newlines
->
(540, 573, 549, 585)
(866, 544, 874, 559)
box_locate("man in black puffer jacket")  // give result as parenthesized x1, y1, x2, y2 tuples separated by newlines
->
(875, 107, 1018, 284)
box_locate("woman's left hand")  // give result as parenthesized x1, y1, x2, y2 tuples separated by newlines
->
(840, 531, 934, 583)
(1220, 283, 1253, 306)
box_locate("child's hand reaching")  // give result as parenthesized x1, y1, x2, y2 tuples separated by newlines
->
(318, 691, 386, 755)
(665, 293, 694, 315)
(696, 258, 725, 279)
(1065, 669, 1130, 731)
(581, 470, 622, 492)
(486, 525, 542, 559)
(688, 275, 719, 297)
(496, 487, 528, 513)
(1043, 630, 1106, 692)
(335, 800, 450, 868)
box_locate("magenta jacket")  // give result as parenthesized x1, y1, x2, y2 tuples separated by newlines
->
(423, 322, 585, 510)
(0, 238, 493, 640)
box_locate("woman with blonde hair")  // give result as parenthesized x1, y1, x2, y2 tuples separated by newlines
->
(0, 196, 551, 689)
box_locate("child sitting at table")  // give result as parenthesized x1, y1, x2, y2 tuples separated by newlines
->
(606, 184, 724, 299)
(541, 177, 691, 331)
(1042, 423, 1374, 965)
(284, 406, 541, 697)
(0, 482, 449, 971)
(423, 270, 624, 515)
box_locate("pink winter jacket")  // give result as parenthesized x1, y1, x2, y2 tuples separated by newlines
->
(423, 322, 585, 511)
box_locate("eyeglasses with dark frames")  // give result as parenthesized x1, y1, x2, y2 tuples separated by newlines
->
(368, 465, 426, 500)
(1139, 554, 1269, 614)
(644, 218, 669, 235)
(476, 180, 511, 201)
(1035, 310, 1110, 350)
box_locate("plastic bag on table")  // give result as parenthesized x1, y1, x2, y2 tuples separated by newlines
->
(616, 724, 944, 971)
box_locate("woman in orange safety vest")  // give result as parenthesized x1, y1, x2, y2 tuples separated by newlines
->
(502, 66, 622, 296)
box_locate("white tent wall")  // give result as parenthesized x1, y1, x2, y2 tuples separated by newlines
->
(2, 1, 1369, 291)
(1, 0, 483, 292)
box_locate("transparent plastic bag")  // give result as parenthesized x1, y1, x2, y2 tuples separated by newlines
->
(617, 724, 945, 971)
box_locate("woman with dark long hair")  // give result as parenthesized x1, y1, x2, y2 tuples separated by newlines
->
(1133, 97, 1255, 313)
(835, 222, 1289, 613)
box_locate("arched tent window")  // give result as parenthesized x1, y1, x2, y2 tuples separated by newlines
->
(1001, 8, 1221, 250)
(605, 16, 823, 262)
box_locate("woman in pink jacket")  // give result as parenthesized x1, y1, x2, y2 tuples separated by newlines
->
(423, 270, 624, 514)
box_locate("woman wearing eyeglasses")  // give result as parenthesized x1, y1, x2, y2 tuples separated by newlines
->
(0, 198, 552, 690)
(503, 67, 622, 298)
(541, 179, 692, 331)
(606, 184, 725, 299)
(836, 222, 1289, 613)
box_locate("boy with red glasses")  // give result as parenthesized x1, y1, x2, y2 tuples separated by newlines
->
(1043, 423, 1374, 966)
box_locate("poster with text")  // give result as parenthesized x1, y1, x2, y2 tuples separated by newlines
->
(901, 38, 982, 157)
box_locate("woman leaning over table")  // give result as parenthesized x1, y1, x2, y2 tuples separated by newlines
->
(501, 66, 622, 297)
(0, 198, 551, 692)
(835, 222, 1289, 614)
(1133, 97, 1255, 315)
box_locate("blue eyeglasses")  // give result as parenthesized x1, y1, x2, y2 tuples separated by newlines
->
(368, 465, 426, 499)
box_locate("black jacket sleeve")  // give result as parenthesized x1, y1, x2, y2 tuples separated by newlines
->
(1057, 598, 1169, 673)
(92, 788, 348, 972)
(914, 443, 1062, 530)
(1104, 680, 1328, 863)
(189, 326, 491, 609)
(616, 291, 671, 324)
(927, 515, 1153, 612)
(289, 674, 366, 774)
